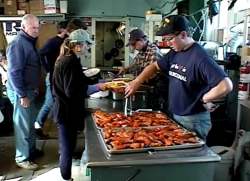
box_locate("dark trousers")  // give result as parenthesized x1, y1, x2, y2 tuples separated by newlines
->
(57, 123, 78, 180)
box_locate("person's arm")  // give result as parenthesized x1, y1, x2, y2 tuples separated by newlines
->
(125, 52, 171, 97)
(125, 62, 159, 97)
(202, 77, 233, 103)
(39, 40, 53, 73)
(198, 57, 233, 103)
(87, 84, 99, 95)
(7, 43, 26, 98)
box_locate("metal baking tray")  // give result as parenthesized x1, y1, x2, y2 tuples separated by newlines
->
(91, 109, 177, 130)
(97, 127, 205, 154)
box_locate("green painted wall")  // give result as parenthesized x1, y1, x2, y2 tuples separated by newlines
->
(68, 0, 151, 27)
(67, 0, 172, 28)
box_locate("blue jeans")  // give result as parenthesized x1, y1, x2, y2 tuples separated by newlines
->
(7, 89, 36, 163)
(36, 74, 53, 127)
(173, 111, 212, 141)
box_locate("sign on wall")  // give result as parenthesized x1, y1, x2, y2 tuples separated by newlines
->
(3, 21, 21, 43)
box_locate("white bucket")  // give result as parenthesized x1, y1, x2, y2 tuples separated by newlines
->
(210, 146, 235, 181)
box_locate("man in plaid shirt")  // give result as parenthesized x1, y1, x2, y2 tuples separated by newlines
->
(118, 29, 163, 82)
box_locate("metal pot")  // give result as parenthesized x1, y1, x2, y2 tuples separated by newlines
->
(124, 86, 149, 110)
(112, 91, 124, 101)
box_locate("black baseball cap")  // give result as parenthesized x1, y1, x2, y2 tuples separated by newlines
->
(126, 29, 146, 47)
(156, 15, 190, 36)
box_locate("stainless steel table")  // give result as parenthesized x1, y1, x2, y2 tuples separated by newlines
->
(84, 98, 221, 181)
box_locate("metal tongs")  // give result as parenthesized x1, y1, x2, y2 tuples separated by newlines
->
(124, 97, 132, 117)
(108, 71, 120, 80)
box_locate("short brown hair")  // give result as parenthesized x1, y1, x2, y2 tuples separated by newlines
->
(66, 19, 87, 33)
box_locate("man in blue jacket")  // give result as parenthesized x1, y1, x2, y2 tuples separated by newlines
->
(6, 14, 43, 170)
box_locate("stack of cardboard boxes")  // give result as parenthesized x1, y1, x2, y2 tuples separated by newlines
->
(4, 0, 17, 15)
(18, 0, 30, 15)
(30, 0, 44, 15)
(2, 0, 63, 15)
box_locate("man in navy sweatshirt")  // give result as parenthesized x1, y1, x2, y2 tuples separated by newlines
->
(34, 21, 69, 139)
(6, 14, 43, 170)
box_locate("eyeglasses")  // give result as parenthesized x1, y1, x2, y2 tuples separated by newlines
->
(163, 32, 181, 42)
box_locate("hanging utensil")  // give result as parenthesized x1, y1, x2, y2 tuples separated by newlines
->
(104, 52, 112, 61)
(115, 39, 124, 49)
(110, 48, 119, 57)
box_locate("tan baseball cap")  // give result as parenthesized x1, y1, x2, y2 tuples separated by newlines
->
(69, 29, 94, 45)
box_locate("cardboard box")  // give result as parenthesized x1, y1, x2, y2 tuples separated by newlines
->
(30, 0, 44, 10)
(18, 2, 29, 13)
(4, 0, 17, 10)
(4, 9, 17, 14)
(17, 9, 25, 14)
(18, 0, 26, 2)
(44, 0, 59, 14)
(59, 0, 67, 13)
(30, 9, 44, 15)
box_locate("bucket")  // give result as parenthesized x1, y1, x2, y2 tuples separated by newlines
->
(210, 146, 235, 181)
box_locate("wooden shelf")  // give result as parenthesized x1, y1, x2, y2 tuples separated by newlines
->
(0, 13, 67, 21)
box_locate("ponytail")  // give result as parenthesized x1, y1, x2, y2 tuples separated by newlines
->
(55, 38, 73, 66)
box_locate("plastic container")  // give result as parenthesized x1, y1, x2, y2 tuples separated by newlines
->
(90, 90, 109, 98)
(210, 146, 235, 181)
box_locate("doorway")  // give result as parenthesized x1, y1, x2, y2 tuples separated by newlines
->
(95, 22, 125, 67)
(91, 18, 130, 67)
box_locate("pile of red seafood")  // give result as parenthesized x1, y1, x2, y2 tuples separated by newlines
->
(103, 126, 199, 150)
(93, 110, 173, 128)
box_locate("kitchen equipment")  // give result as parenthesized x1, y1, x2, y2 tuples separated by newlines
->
(110, 48, 119, 57)
(217, 44, 226, 60)
(125, 86, 150, 110)
(104, 52, 112, 61)
(115, 39, 124, 49)
(124, 98, 128, 116)
(112, 91, 124, 101)
(124, 97, 132, 116)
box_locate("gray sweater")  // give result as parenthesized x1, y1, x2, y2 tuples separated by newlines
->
(6, 30, 41, 98)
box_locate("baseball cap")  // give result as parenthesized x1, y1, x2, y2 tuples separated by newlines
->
(69, 29, 94, 45)
(126, 29, 146, 47)
(156, 15, 190, 36)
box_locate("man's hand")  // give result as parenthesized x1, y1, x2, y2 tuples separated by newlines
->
(20, 97, 30, 107)
(97, 83, 107, 91)
(203, 102, 219, 112)
(118, 68, 126, 75)
(125, 79, 141, 98)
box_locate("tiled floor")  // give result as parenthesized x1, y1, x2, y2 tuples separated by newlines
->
(0, 95, 88, 181)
